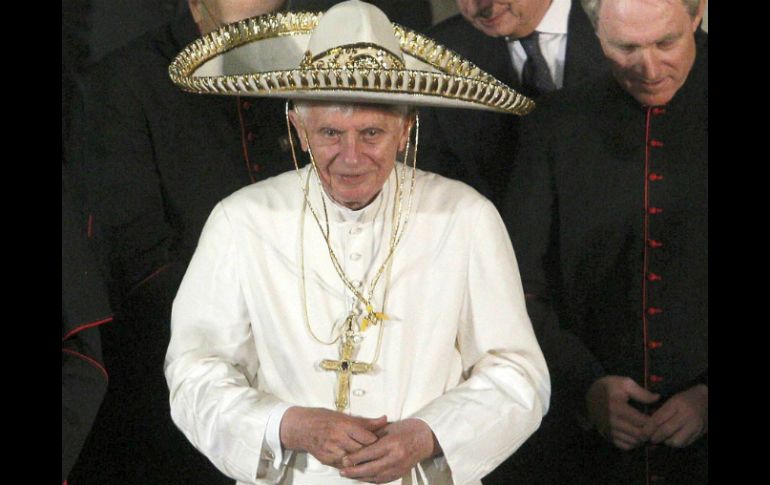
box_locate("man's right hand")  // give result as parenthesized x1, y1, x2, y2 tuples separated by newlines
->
(279, 407, 388, 468)
(586, 376, 660, 451)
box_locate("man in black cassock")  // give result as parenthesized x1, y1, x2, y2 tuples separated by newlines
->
(502, 0, 708, 483)
(69, 2, 291, 484)
(62, 174, 112, 483)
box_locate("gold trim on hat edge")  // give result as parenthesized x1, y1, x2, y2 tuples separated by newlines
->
(168, 11, 535, 115)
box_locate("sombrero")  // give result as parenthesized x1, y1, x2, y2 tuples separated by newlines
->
(168, 0, 534, 115)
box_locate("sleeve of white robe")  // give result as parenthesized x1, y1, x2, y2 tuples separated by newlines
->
(164, 202, 289, 484)
(410, 198, 551, 485)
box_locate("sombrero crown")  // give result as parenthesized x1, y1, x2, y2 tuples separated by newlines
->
(169, 0, 534, 114)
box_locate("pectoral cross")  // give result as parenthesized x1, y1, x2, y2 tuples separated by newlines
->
(320, 330, 372, 411)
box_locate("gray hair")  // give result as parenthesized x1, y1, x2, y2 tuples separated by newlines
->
(292, 100, 413, 123)
(581, 0, 702, 29)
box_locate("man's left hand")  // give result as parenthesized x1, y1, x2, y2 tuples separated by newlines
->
(644, 384, 708, 448)
(339, 418, 440, 484)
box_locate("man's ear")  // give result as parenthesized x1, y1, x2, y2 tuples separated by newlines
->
(287, 110, 310, 152)
(398, 112, 416, 152)
(691, 0, 706, 32)
(188, 0, 204, 27)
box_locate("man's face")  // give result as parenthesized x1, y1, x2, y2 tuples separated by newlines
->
(596, 0, 704, 106)
(288, 104, 412, 211)
(188, 0, 285, 34)
(457, 0, 552, 39)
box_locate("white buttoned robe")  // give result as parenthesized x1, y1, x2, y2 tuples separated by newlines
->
(165, 164, 550, 484)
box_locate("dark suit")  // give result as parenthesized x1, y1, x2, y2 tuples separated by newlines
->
(418, 3, 606, 208)
(69, 9, 289, 485)
(502, 32, 708, 485)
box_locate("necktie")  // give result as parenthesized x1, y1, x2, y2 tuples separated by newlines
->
(519, 32, 556, 97)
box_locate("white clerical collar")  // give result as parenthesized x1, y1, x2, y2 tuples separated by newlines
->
(537, 0, 571, 35)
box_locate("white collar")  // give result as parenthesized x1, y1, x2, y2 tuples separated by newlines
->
(536, 0, 571, 35)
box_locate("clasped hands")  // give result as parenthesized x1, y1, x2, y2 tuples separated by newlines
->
(586, 376, 708, 451)
(280, 407, 440, 484)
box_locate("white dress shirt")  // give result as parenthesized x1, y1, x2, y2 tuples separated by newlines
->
(507, 0, 572, 88)
(165, 164, 550, 484)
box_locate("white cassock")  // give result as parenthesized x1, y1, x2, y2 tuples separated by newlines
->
(165, 164, 550, 485)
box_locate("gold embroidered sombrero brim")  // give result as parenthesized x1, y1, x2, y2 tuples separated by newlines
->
(169, 9, 534, 115)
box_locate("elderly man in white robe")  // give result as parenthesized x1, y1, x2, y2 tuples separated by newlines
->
(164, 2, 550, 484)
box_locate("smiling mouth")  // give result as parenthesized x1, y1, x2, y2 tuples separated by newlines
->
(337, 173, 368, 184)
(636, 78, 667, 90)
(480, 13, 505, 26)
(476, 6, 507, 25)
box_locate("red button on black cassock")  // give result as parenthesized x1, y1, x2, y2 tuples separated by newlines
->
(647, 307, 663, 315)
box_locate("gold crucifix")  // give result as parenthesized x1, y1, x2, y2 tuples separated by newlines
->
(320, 331, 372, 411)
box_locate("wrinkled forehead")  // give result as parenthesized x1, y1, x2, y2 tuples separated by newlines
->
(203, 0, 285, 16)
(597, 0, 693, 41)
(598, 0, 693, 21)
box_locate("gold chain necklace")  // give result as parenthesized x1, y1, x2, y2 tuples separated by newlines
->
(298, 167, 399, 347)
(284, 103, 420, 409)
